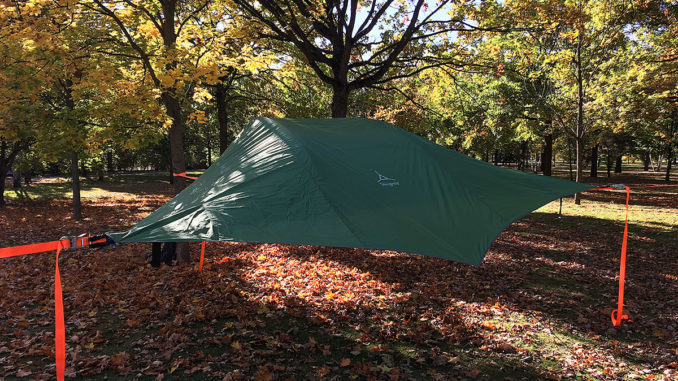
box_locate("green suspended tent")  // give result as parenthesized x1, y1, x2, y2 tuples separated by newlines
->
(109, 118, 593, 265)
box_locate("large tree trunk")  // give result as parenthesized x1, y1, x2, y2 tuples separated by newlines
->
(157, 0, 192, 264)
(542, 134, 553, 176)
(590, 144, 598, 177)
(614, 155, 622, 174)
(71, 151, 81, 220)
(161, 91, 190, 263)
(331, 83, 349, 118)
(215, 81, 230, 154)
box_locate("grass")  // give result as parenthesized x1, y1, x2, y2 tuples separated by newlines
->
(3, 171, 205, 202)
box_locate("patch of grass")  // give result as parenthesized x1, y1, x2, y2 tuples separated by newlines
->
(536, 191, 678, 231)
(4, 171, 204, 202)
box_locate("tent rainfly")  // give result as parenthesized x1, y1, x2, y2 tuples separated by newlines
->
(109, 117, 593, 265)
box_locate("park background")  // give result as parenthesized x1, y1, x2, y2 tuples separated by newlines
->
(1, 0, 677, 380)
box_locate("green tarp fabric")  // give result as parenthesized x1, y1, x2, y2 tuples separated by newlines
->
(109, 117, 593, 265)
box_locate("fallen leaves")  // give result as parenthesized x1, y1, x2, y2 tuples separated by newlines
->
(0, 178, 676, 379)
(109, 351, 130, 369)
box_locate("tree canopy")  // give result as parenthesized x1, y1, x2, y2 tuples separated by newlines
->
(0, 0, 676, 221)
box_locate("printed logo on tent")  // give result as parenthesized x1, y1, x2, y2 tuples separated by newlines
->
(373, 170, 399, 187)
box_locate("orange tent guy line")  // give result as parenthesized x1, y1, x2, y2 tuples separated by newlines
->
(199, 241, 206, 272)
(173, 172, 198, 180)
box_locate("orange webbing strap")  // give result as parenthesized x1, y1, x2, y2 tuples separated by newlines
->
(55, 241, 65, 381)
(199, 241, 206, 272)
(0, 240, 69, 259)
(173, 172, 198, 180)
(611, 186, 631, 327)
(0, 235, 103, 381)
(592, 184, 678, 327)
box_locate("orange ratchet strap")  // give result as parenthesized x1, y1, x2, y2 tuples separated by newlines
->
(0, 235, 107, 381)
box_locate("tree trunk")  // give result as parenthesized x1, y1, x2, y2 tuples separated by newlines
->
(81, 161, 91, 181)
(667, 113, 675, 182)
(207, 139, 212, 167)
(13, 169, 21, 188)
(590, 144, 598, 177)
(643, 151, 650, 171)
(0, 139, 25, 206)
(0, 172, 5, 206)
(331, 83, 349, 118)
(614, 155, 622, 174)
(567, 138, 573, 181)
(0, 140, 6, 206)
(542, 134, 553, 176)
(215, 82, 230, 154)
(607, 154, 613, 177)
(573, 37, 585, 205)
(97, 155, 105, 181)
(574, 137, 584, 205)
(666, 145, 673, 182)
(71, 151, 81, 220)
(167, 135, 174, 184)
(161, 91, 190, 263)
(107, 151, 114, 172)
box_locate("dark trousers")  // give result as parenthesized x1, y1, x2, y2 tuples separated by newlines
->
(150, 242, 176, 267)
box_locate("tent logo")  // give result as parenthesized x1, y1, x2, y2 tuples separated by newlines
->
(373, 170, 399, 187)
